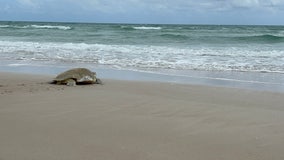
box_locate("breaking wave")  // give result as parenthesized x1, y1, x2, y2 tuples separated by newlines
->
(0, 24, 72, 30)
(1, 40, 283, 74)
(133, 26, 162, 30)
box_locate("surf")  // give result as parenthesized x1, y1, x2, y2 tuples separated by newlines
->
(0, 24, 72, 30)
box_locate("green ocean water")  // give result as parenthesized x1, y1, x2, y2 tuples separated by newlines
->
(1, 21, 284, 45)
(1, 21, 284, 73)
(0, 21, 284, 91)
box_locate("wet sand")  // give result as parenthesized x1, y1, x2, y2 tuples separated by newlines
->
(1, 72, 284, 160)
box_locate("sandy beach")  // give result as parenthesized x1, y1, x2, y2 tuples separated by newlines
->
(1, 71, 284, 160)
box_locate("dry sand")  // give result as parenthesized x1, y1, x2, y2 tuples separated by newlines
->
(1, 72, 284, 160)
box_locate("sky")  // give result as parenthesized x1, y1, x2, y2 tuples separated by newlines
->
(0, 0, 284, 25)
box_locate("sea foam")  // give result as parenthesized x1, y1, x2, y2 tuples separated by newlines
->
(1, 40, 283, 74)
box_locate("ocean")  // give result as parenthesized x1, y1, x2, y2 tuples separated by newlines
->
(0, 21, 284, 91)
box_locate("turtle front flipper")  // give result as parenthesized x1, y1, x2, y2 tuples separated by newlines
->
(66, 79, 76, 86)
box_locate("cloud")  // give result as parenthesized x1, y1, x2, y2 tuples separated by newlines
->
(6, 0, 284, 14)
(229, 0, 284, 10)
(0, 4, 10, 11)
(231, 0, 259, 8)
(1, 0, 283, 24)
(71, 0, 284, 14)
(16, 0, 39, 9)
(66, 0, 222, 14)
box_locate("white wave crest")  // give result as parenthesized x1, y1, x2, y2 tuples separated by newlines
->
(29, 25, 72, 30)
(0, 24, 71, 30)
(0, 25, 10, 28)
(133, 26, 162, 30)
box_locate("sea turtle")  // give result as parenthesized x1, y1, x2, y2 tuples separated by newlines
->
(53, 68, 102, 86)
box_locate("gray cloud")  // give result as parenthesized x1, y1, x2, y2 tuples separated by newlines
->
(8, 0, 284, 13)
(1, 0, 283, 24)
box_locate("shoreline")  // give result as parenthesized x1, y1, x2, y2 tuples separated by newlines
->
(1, 71, 283, 94)
(1, 71, 284, 160)
(1, 61, 284, 93)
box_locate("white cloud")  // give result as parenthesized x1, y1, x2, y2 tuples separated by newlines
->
(73, 0, 220, 13)
(71, 0, 284, 14)
(16, 0, 40, 9)
(269, 0, 284, 8)
(229, 0, 284, 10)
(231, 0, 259, 8)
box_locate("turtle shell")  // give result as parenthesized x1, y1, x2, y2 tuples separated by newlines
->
(54, 68, 97, 84)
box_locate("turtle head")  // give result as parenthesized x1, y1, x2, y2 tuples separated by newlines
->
(91, 72, 103, 84)
(95, 78, 103, 84)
